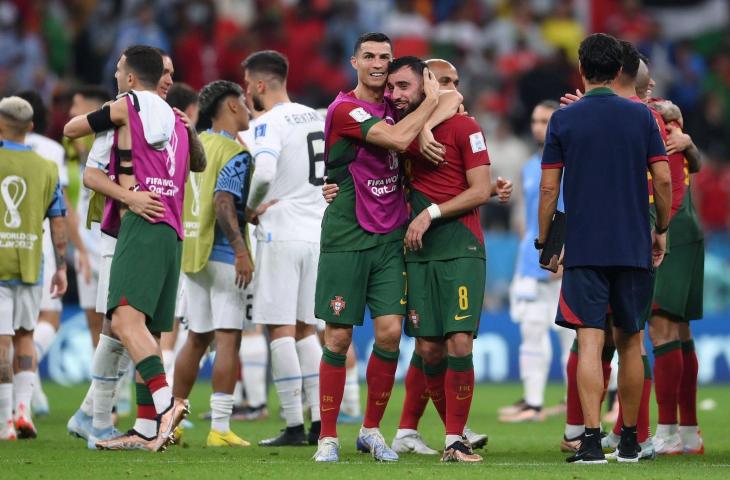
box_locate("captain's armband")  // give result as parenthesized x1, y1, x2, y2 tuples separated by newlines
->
(87, 105, 114, 133)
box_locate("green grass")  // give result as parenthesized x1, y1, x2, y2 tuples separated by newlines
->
(2, 382, 729, 479)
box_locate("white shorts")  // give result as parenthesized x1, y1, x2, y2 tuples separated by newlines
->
(252, 240, 320, 326)
(184, 261, 251, 333)
(174, 276, 187, 319)
(509, 276, 561, 328)
(95, 232, 117, 315)
(40, 224, 62, 312)
(0, 284, 43, 335)
(75, 249, 101, 310)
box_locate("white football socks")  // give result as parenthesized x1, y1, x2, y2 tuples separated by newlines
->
(33, 321, 56, 361)
(240, 333, 268, 408)
(270, 337, 303, 427)
(13, 371, 34, 413)
(210, 392, 234, 433)
(343, 364, 361, 416)
(162, 349, 175, 387)
(0, 383, 12, 424)
(296, 334, 322, 423)
(133, 417, 157, 438)
(91, 334, 125, 430)
(519, 320, 551, 408)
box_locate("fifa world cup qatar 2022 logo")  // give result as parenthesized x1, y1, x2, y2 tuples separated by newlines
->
(1, 175, 27, 228)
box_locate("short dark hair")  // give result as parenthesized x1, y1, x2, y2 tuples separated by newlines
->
(387, 56, 427, 76)
(578, 33, 623, 83)
(354, 32, 392, 56)
(15, 90, 47, 134)
(198, 80, 243, 123)
(122, 45, 164, 88)
(537, 100, 560, 111)
(242, 50, 289, 81)
(165, 83, 199, 112)
(619, 40, 640, 80)
(74, 85, 112, 105)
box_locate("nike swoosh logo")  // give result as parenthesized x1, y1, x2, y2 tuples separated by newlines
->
(321, 407, 336, 412)
(400, 299, 407, 305)
(454, 314, 471, 321)
(456, 394, 472, 401)
(375, 400, 388, 406)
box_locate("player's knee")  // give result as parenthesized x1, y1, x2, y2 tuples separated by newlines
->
(374, 323, 401, 351)
(325, 327, 352, 355)
(446, 332, 473, 357)
(189, 331, 214, 350)
(419, 340, 445, 365)
(648, 315, 678, 346)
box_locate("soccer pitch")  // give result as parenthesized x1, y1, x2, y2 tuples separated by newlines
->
(2, 383, 728, 479)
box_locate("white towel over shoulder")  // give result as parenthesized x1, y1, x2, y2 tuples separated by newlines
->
(132, 90, 175, 150)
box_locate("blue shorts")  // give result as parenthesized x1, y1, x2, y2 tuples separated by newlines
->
(556, 266, 654, 333)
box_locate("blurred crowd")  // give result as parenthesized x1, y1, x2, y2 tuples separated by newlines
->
(1, 0, 729, 232)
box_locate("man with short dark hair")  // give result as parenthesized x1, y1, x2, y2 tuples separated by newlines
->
(313, 32, 460, 463)
(382, 56, 492, 463)
(538, 33, 671, 464)
(241, 49, 327, 447)
(64, 44, 191, 451)
(173, 79, 253, 448)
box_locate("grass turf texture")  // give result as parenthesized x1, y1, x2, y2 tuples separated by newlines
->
(2, 383, 728, 479)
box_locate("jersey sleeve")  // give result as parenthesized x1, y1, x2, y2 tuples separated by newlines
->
(86, 131, 114, 172)
(46, 182, 67, 218)
(455, 116, 490, 169)
(542, 112, 563, 169)
(215, 152, 251, 200)
(329, 102, 382, 142)
(646, 110, 668, 165)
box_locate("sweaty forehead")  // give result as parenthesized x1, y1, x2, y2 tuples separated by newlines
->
(358, 41, 392, 57)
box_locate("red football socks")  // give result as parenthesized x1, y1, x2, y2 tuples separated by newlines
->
(654, 341, 683, 425)
(424, 360, 447, 425)
(319, 347, 347, 439)
(679, 340, 699, 426)
(362, 346, 399, 429)
(445, 355, 474, 436)
(398, 353, 429, 430)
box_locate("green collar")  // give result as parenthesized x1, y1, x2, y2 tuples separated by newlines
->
(584, 86, 615, 97)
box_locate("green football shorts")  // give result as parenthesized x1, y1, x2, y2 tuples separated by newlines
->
(404, 257, 485, 338)
(107, 212, 182, 333)
(653, 240, 704, 322)
(315, 240, 406, 325)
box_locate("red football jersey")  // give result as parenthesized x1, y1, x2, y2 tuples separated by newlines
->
(408, 114, 490, 243)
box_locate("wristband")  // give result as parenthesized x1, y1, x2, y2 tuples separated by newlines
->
(655, 224, 669, 234)
(426, 203, 441, 220)
(534, 238, 545, 250)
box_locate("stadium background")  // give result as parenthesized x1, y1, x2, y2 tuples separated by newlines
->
(3, 0, 730, 383)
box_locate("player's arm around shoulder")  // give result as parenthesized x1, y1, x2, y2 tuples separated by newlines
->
(63, 96, 128, 139)
(366, 68, 441, 152)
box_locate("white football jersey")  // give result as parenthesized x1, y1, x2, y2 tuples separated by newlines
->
(248, 102, 326, 243)
(27, 132, 68, 187)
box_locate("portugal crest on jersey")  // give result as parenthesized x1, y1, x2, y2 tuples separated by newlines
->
(330, 296, 346, 316)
